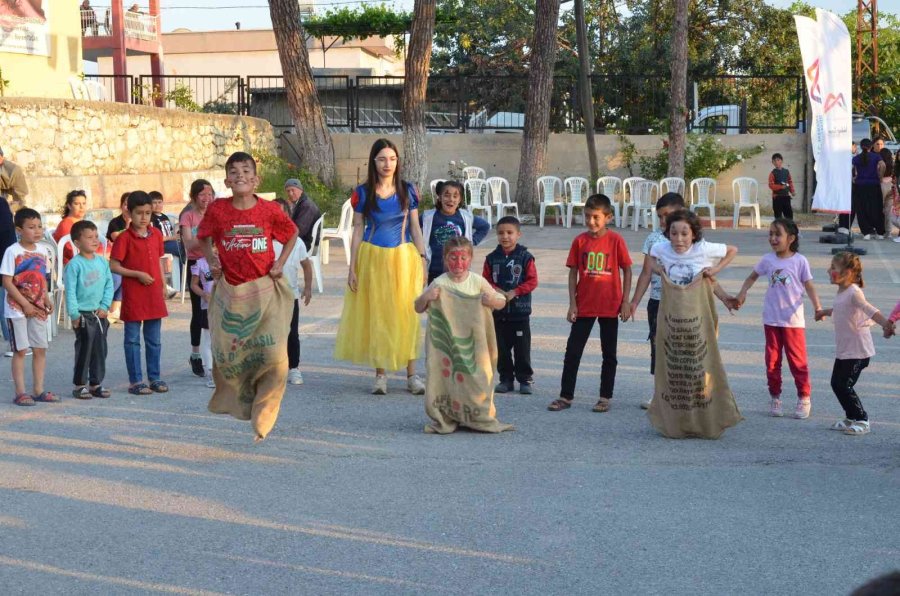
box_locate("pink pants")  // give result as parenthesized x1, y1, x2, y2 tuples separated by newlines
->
(764, 325, 811, 398)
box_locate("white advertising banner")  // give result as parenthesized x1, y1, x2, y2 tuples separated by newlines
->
(794, 9, 853, 213)
(0, 0, 50, 56)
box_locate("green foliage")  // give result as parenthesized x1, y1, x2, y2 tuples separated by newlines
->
(166, 83, 201, 112)
(634, 135, 766, 180)
(617, 134, 638, 177)
(254, 152, 350, 227)
(303, 4, 412, 52)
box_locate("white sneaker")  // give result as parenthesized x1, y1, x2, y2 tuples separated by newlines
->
(875, 234, 884, 240)
(769, 397, 784, 417)
(793, 398, 811, 419)
(205, 375, 216, 389)
(407, 374, 425, 395)
(372, 374, 387, 395)
(863, 234, 872, 240)
(844, 420, 870, 435)
(288, 368, 304, 385)
(893, 236, 900, 243)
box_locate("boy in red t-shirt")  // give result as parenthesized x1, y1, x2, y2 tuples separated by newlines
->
(548, 194, 632, 413)
(109, 191, 169, 395)
(197, 153, 298, 285)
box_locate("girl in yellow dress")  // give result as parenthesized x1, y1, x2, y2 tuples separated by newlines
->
(334, 139, 428, 395)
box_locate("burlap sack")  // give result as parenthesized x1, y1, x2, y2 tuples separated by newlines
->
(424, 288, 514, 434)
(208, 276, 294, 440)
(648, 276, 743, 439)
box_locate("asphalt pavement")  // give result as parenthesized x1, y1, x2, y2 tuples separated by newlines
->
(1, 217, 899, 595)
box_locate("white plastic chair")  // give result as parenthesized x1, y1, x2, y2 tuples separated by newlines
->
(308, 215, 325, 293)
(659, 176, 686, 197)
(690, 178, 718, 230)
(486, 177, 517, 222)
(84, 80, 108, 101)
(464, 178, 492, 222)
(732, 177, 761, 229)
(596, 176, 623, 227)
(564, 177, 590, 228)
(625, 180, 658, 231)
(68, 76, 89, 100)
(462, 166, 486, 180)
(536, 176, 564, 228)
(55, 234, 76, 329)
(321, 199, 353, 265)
(429, 179, 446, 205)
(38, 239, 59, 339)
(621, 176, 644, 219)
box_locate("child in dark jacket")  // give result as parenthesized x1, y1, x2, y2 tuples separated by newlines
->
(482, 216, 538, 394)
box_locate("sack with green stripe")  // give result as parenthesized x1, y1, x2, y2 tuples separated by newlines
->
(424, 282, 513, 434)
(208, 276, 294, 440)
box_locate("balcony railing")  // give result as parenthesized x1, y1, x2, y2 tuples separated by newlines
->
(80, 6, 158, 41)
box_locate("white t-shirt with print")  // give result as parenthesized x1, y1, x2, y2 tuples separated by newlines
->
(650, 239, 727, 286)
(0, 242, 53, 319)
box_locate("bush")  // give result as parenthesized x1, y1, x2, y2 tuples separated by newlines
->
(254, 153, 350, 227)
(635, 135, 765, 181)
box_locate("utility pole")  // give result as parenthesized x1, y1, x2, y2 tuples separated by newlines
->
(855, 0, 879, 117)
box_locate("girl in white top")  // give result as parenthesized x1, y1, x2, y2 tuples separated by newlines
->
(815, 252, 892, 436)
(274, 198, 313, 386)
(649, 210, 737, 295)
(414, 237, 506, 313)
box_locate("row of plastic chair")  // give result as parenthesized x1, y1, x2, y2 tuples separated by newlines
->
(536, 175, 762, 230)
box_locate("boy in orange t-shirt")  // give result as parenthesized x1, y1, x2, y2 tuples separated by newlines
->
(548, 194, 632, 414)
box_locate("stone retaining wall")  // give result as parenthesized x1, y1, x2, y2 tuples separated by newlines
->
(0, 98, 276, 212)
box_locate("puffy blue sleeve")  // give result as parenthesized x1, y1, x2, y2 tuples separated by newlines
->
(407, 183, 419, 210)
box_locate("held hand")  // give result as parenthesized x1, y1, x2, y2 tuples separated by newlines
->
(628, 301, 640, 321)
(96, 309, 108, 319)
(567, 305, 578, 323)
(302, 286, 312, 306)
(348, 270, 358, 293)
(882, 320, 895, 338)
(480, 292, 494, 308)
(504, 290, 517, 303)
(269, 262, 283, 279)
(722, 295, 740, 313)
(619, 301, 632, 322)
(137, 271, 154, 286)
(735, 292, 747, 308)
(814, 309, 830, 322)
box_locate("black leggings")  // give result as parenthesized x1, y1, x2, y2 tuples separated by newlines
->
(830, 358, 869, 421)
(288, 299, 300, 369)
(187, 258, 202, 348)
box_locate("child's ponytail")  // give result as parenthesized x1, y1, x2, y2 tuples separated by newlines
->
(832, 251, 865, 288)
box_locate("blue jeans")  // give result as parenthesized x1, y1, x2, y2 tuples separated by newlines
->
(124, 319, 162, 384)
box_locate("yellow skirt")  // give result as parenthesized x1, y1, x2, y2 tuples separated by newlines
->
(334, 242, 424, 371)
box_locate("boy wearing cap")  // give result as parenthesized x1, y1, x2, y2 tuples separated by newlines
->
(284, 178, 321, 252)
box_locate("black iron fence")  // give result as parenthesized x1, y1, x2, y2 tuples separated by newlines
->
(83, 73, 806, 134)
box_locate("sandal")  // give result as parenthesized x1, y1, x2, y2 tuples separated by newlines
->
(830, 419, 854, 431)
(844, 420, 870, 435)
(128, 383, 153, 396)
(592, 398, 611, 413)
(72, 387, 92, 400)
(33, 391, 60, 403)
(90, 386, 111, 398)
(13, 393, 35, 406)
(547, 398, 572, 411)
(149, 380, 169, 393)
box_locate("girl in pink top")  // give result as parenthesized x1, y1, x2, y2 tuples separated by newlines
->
(735, 219, 823, 419)
(814, 252, 892, 435)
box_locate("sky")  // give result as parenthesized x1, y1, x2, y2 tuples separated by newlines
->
(156, 0, 896, 34)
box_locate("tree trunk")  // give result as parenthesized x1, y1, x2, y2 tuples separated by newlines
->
(515, 0, 562, 214)
(575, 0, 599, 182)
(268, 0, 335, 184)
(402, 0, 437, 195)
(666, 0, 689, 178)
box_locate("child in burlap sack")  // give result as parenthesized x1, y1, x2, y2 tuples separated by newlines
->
(197, 152, 299, 442)
(414, 237, 513, 434)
